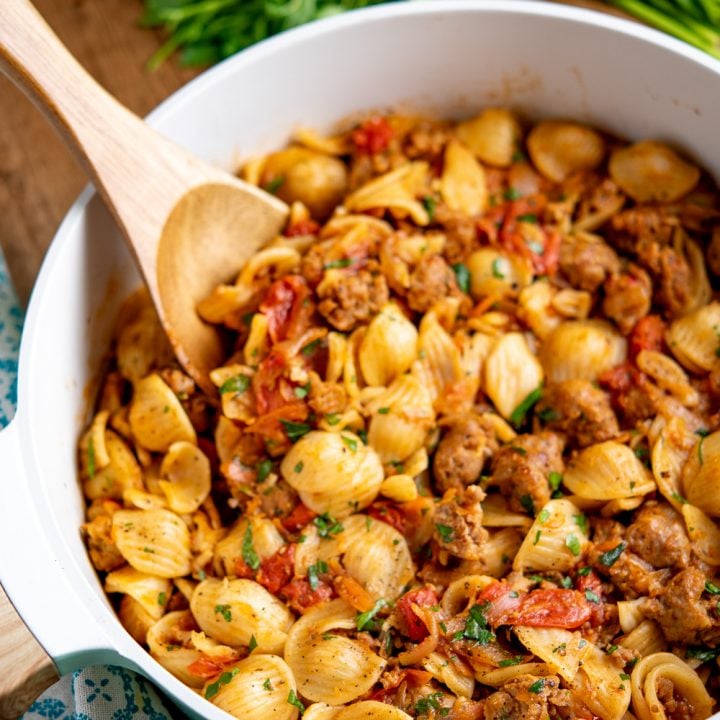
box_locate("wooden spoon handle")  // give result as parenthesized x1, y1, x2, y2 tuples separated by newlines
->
(0, 0, 191, 271)
(0, 585, 58, 720)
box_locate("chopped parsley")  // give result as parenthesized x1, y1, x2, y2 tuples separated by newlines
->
(263, 678, 272, 691)
(528, 678, 545, 694)
(509, 386, 543, 428)
(378, 406, 390, 414)
(511, 445, 528, 456)
(422, 195, 437, 221)
(256, 459, 273, 483)
(325, 257, 354, 270)
(157, 592, 167, 606)
(287, 689, 305, 714)
(456, 602, 495, 645)
(301, 338, 321, 357)
(533, 530, 542, 545)
(324, 412, 340, 425)
(307, 560, 328, 591)
(537, 407, 560, 422)
(242, 525, 261, 570)
(314, 512, 344, 539)
(519, 494, 535, 516)
(415, 692, 448, 717)
(280, 419, 311, 441)
(491, 257, 506, 279)
(585, 589, 600, 604)
(341, 435, 358, 453)
(504, 187, 521, 201)
(577, 566, 592, 576)
(264, 176, 285, 194)
(538, 509, 551, 524)
(687, 646, 720, 662)
(573, 514, 588, 534)
(565, 534, 582, 557)
(87, 437, 96, 479)
(219, 374, 250, 395)
(294, 383, 310, 399)
(705, 580, 720, 594)
(606, 644, 619, 655)
(499, 656, 524, 667)
(452, 263, 471, 294)
(599, 542, 626, 567)
(248, 634, 258, 652)
(214, 604, 232, 622)
(294, 461, 304, 473)
(698, 435, 706, 465)
(517, 213, 538, 223)
(548, 471, 563, 492)
(204, 668, 239, 699)
(436, 524, 455, 543)
(356, 598, 388, 631)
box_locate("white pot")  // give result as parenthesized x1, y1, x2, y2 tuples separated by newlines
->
(1, 2, 719, 718)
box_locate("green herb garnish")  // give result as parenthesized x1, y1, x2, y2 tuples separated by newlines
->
(242, 524, 261, 570)
(452, 263, 471, 294)
(510, 386, 543, 427)
(307, 560, 328, 591)
(204, 668, 239, 699)
(314, 512, 344, 539)
(280, 419, 311, 441)
(436, 524, 455, 543)
(220, 374, 250, 395)
(356, 598, 388, 631)
(599, 542, 626, 567)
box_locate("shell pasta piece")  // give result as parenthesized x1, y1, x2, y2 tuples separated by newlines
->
(284, 600, 386, 704)
(205, 654, 299, 720)
(336, 702, 412, 720)
(513, 499, 589, 572)
(631, 653, 713, 720)
(681, 430, 720, 516)
(563, 441, 656, 500)
(281, 431, 384, 517)
(514, 627, 593, 683)
(112, 508, 192, 578)
(191, 577, 294, 653)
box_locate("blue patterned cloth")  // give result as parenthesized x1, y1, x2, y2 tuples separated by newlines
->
(0, 252, 175, 718)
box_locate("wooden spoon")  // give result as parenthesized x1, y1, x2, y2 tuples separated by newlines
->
(0, 0, 288, 393)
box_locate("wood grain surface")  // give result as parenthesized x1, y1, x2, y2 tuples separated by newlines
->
(0, 0, 628, 308)
(0, 0, 199, 306)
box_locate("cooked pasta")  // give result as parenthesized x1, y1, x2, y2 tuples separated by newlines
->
(80, 109, 720, 719)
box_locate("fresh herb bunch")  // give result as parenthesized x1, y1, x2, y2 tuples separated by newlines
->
(607, 0, 720, 58)
(140, 0, 398, 69)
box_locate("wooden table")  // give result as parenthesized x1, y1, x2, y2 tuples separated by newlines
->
(0, 0, 199, 306)
(0, 0, 632, 307)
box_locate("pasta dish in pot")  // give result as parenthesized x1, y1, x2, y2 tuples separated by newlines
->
(79, 108, 720, 719)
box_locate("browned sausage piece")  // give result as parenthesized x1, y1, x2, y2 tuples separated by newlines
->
(642, 567, 720, 645)
(432, 416, 496, 493)
(626, 501, 691, 570)
(407, 254, 459, 313)
(433, 485, 488, 560)
(602, 264, 652, 335)
(317, 268, 389, 331)
(537, 380, 619, 449)
(490, 432, 564, 516)
(559, 235, 620, 292)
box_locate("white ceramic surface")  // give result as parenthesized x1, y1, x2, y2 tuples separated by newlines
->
(2, 3, 720, 718)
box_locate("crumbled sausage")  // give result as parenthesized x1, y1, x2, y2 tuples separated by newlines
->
(308, 375, 347, 416)
(407, 254, 459, 313)
(433, 486, 488, 560)
(610, 205, 677, 252)
(317, 268, 389, 331)
(484, 674, 570, 720)
(602, 263, 652, 335)
(83, 515, 125, 572)
(433, 416, 496, 493)
(559, 235, 620, 292)
(642, 567, 720, 644)
(626, 501, 691, 569)
(536, 380, 619, 448)
(491, 432, 564, 516)
(434, 204, 478, 264)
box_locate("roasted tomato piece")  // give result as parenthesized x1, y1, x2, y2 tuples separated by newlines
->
(352, 116, 394, 155)
(281, 578, 334, 613)
(256, 544, 296, 595)
(629, 314, 665, 358)
(397, 586, 439, 641)
(260, 275, 313, 343)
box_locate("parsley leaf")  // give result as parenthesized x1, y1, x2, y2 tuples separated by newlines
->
(565, 534, 582, 557)
(307, 560, 328, 591)
(219, 374, 250, 395)
(435, 523, 455, 543)
(204, 668, 239, 699)
(87, 437, 96, 479)
(256, 459, 273, 483)
(287, 689, 305, 714)
(459, 602, 495, 645)
(599, 542, 626, 567)
(528, 678, 545, 694)
(510, 386, 543, 428)
(242, 524, 261, 571)
(280, 419, 311, 441)
(452, 263, 471, 294)
(356, 598, 388, 631)
(214, 604, 232, 622)
(314, 513, 344, 539)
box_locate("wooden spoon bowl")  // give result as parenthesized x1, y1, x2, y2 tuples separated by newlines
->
(0, 0, 288, 393)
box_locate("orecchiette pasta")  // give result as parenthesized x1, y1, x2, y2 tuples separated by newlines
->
(81, 109, 720, 720)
